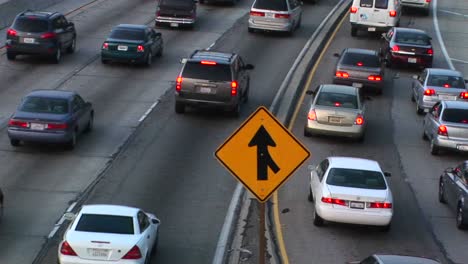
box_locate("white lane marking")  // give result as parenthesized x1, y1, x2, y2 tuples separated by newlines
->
(440, 9, 468, 18)
(433, 0, 455, 70)
(48, 226, 60, 239)
(206, 42, 216, 50)
(138, 101, 159, 123)
(67, 202, 77, 212)
(451, 58, 468, 64)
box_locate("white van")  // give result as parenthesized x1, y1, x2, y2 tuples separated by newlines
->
(350, 0, 401, 37)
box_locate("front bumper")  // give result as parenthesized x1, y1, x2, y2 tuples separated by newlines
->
(8, 128, 71, 143)
(316, 203, 392, 226)
(248, 18, 293, 32)
(305, 121, 365, 139)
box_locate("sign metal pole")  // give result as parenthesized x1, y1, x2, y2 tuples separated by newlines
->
(259, 201, 266, 264)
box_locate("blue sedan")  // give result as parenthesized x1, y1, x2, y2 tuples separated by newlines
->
(7, 90, 94, 149)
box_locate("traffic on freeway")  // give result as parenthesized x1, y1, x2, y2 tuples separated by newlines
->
(0, 0, 466, 263)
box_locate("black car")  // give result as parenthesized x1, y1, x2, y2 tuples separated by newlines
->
(155, 0, 197, 29)
(101, 24, 163, 66)
(439, 162, 468, 229)
(5, 10, 76, 63)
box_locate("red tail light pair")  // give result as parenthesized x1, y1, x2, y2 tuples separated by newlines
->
(368, 75, 382, 81)
(321, 197, 347, 206)
(231, 81, 238, 96)
(335, 71, 349, 78)
(367, 202, 392, 208)
(424, 89, 435, 96)
(60, 241, 142, 259)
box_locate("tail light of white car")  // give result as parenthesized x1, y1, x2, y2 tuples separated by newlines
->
(321, 197, 348, 206)
(389, 10, 397, 17)
(122, 245, 142, 259)
(60, 241, 77, 256)
(367, 202, 392, 209)
(460, 92, 468, 99)
(350, 6, 358, 13)
(250, 11, 265, 17)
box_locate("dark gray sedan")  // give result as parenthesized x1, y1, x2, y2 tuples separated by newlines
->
(7, 90, 94, 149)
(439, 162, 468, 229)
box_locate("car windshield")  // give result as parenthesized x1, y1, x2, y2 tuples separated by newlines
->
(395, 32, 431, 45)
(427, 75, 465, 88)
(19, 97, 68, 114)
(13, 18, 48, 32)
(442, 109, 468, 124)
(160, 0, 193, 7)
(110, 28, 145, 41)
(253, 0, 288, 11)
(75, 214, 134, 234)
(183, 62, 231, 81)
(326, 168, 387, 190)
(316, 92, 358, 109)
(341, 52, 380, 68)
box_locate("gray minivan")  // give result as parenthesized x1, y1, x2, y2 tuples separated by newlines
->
(248, 0, 302, 35)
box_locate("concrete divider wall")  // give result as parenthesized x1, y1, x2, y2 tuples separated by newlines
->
(0, 0, 65, 29)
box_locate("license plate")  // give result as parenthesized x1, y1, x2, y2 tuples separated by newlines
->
(170, 22, 179, 27)
(352, 83, 363, 88)
(117, 45, 128, 51)
(30, 123, 45, 130)
(424, 108, 430, 113)
(457, 145, 468, 151)
(368, 27, 376, 32)
(439, 95, 456, 100)
(88, 248, 109, 257)
(23, 37, 35, 44)
(350, 202, 365, 209)
(328, 116, 341, 124)
(199, 87, 212, 94)
(408, 58, 417, 63)
(265, 13, 274, 18)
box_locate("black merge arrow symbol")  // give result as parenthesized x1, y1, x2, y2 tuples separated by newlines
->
(248, 125, 280, 181)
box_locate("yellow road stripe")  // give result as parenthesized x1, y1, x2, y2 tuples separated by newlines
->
(273, 12, 349, 264)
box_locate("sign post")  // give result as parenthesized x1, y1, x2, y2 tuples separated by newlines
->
(215, 106, 310, 263)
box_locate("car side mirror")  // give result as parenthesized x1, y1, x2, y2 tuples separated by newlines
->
(244, 64, 254, 70)
(63, 212, 76, 221)
(305, 90, 315, 95)
(384, 172, 391, 177)
(180, 58, 187, 64)
(308, 164, 316, 170)
(412, 75, 419, 80)
(151, 218, 161, 224)
(333, 53, 340, 58)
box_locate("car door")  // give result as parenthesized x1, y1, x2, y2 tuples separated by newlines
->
(446, 165, 462, 209)
(424, 102, 441, 139)
(311, 159, 329, 201)
(288, 0, 301, 25)
(455, 168, 468, 208)
(151, 29, 162, 54)
(236, 58, 247, 96)
(414, 70, 427, 101)
(52, 17, 66, 48)
(381, 28, 392, 57)
(60, 16, 74, 45)
(137, 211, 155, 257)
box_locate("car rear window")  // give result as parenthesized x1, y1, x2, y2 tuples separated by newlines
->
(326, 168, 387, 190)
(442, 109, 468, 124)
(182, 62, 232, 81)
(110, 29, 145, 41)
(75, 214, 134, 234)
(253, 0, 288, 11)
(360, 0, 374, 8)
(19, 97, 68, 114)
(13, 18, 49, 32)
(341, 52, 380, 68)
(316, 92, 358, 109)
(427, 75, 465, 89)
(374, 0, 388, 9)
(395, 32, 431, 45)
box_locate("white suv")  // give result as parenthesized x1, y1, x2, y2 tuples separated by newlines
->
(350, 0, 401, 37)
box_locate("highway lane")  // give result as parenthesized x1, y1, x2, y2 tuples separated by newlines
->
(0, 0, 345, 264)
(276, 4, 467, 264)
(0, 0, 253, 263)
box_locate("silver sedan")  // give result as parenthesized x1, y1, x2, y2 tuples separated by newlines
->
(422, 100, 468, 155)
(304, 84, 366, 141)
(412, 68, 468, 114)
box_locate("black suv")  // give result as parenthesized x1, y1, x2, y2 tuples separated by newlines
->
(5, 11, 77, 63)
(155, 0, 197, 29)
(175, 50, 254, 116)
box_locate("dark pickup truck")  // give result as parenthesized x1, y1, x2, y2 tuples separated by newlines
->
(155, 0, 197, 29)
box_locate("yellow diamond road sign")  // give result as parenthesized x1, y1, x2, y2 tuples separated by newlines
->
(215, 106, 310, 202)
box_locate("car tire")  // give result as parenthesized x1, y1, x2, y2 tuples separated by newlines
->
(84, 113, 94, 133)
(416, 103, 424, 115)
(66, 130, 77, 150)
(175, 102, 185, 114)
(156, 46, 163, 57)
(52, 47, 62, 64)
(357, 134, 365, 142)
(308, 188, 314, 202)
(231, 103, 241, 117)
(244, 81, 250, 103)
(248, 27, 255, 33)
(313, 210, 324, 226)
(430, 139, 439, 155)
(438, 179, 447, 204)
(423, 8, 430, 16)
(6, 51, 16, 61)
(384, 54, 392, 68)
(101, 58, 109, 64)
(67, 38, 76, 53)
(456, 204, 468, 229)
(351, 27, 357, 37)
(380, 223, 391, 232)
(303, 127, 312, 137)
(145, 52, 152, 67)
(10, 139, 20, 147)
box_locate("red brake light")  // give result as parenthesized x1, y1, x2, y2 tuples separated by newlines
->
(355, 114, 364, 125)
(250, 11, 265, 17)
(427, 48, 433, 55)
(122, 245, 142, 259)
(350, 6, 358, 13)
(460, 92, 468, 99)
(424, 89, 435, 96)
(275, 14, 290, 19)
(368, 202, 392, 209)
(368, 75, 382, 81)
(41, 32, 57, 39)
(8, 119, 28, 128)
(389, 10, 397, 17)
(391, 45, 400, 52)
(137, 45, 144, 52)
(7, 28, 17, 37)
(356, 62, 363, 67)
(46, 123, 67, 130)
(60, 241, 77, 256)
(201, 60, 216, 65)
(307, 109, 316, 121)
(176, 76, 183, 92)
(335, 71, 349, 78)
(438, 125, 448, 136)
(334, 102, 341, 107)
(321, 197, 347, 206)
(102, 43, 109, 50)
(231, 81, 238, 96)
(443, 84, 450, 88)
(426, 0, 431, 2)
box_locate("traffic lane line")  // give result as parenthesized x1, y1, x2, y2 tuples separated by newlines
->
(433, 0, 455, 70)
(272, 12, 349, 264)
(439, 9, 468, 18)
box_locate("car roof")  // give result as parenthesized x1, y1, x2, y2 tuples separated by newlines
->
(80, 204, 140, 217)
(394, 27, 428, 35)
(442, 101, 468, 109)
(376, 254, 441, 264)
(115, 24, 148, 30)
(320, 84, 358, 95)
(190, 50, 236, 64)
(328, 157, 382, 171)
(26, 90, 76, 99)
(427, 68, 463, 76)
(344, 48, 377, 56)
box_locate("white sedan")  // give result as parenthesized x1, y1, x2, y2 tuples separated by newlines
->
(58, 204, 160, 264)
(308, 157, 393, 231)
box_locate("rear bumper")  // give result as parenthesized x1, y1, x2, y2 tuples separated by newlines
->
(8, 129, 71, 143)
(316, 203, 392, 226)
(101, 51, 146, 62)
(350, 22, 392, 32)
(305, 121, 365, 138)
(333, 77, 383, 90)
(434, 136, 468, 151)
(389, 52, 433, 67)
(5, 41, 58, 55)
(58, 255, 145, 264)
(155, 16, 195, 25)
(401, 2, 430, 9)
(248, 18, 293, 32)
(175, 92, 239, 110)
